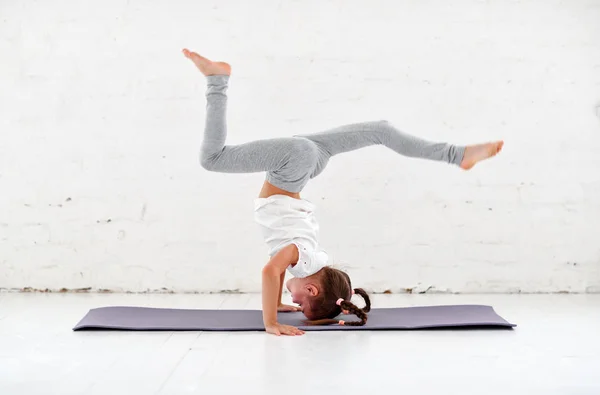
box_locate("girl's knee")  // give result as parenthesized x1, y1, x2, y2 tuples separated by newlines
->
(374, 120, 395, 143)
(200, 152, 218, 171)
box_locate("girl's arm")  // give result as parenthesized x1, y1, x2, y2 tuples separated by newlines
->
(262, 244, 305, 336)
(276, 272, 302, 312)
(278, 272, 285, 306)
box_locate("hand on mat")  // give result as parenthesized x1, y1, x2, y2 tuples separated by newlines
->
(277, 304, 302, 312)
(265, 323, 305, 336)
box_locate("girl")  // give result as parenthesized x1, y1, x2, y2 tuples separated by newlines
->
(182, 49, 503, 336)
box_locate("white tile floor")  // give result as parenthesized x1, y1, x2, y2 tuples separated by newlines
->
(0, 293, 599, 395)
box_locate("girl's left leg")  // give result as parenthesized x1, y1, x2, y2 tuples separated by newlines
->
(295, 120, 502, 178)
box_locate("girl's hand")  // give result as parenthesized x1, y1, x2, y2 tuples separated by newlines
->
(265, 322, 305, 336)
(277, 304, 302, 312)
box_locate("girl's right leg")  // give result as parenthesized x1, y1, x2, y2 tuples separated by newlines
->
(201, 75, 318, 193)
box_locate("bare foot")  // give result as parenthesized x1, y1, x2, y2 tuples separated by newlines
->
(182, 48, 231, 76)
(460, 141, 504, 170)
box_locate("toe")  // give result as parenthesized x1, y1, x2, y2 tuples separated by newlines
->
(190, 52, 208, 62)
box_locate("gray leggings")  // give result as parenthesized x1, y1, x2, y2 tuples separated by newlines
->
(201, 75, 465, 193)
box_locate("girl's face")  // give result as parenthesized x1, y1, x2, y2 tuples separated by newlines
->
(286, 277, 319, 313)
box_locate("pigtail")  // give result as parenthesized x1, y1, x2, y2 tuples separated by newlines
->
(353, 288, 371, 312)
(337, 298, 368, 326)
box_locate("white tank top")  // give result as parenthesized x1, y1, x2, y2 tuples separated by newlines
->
(253, 195, 329, 278)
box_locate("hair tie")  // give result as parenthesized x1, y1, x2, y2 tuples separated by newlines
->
(338, 320, 345, 325)
(351, 289, 355, 295)
(336, 298, 344, 306)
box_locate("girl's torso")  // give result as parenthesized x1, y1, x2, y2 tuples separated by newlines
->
(254, 184, 318, 257)
(258, 181, 300, 200)
(254, 181, 329, 277)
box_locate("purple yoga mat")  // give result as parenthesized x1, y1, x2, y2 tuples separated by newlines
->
(72, 304, 515, 331)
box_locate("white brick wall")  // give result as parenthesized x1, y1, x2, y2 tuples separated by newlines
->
(1, 0, 599, 293)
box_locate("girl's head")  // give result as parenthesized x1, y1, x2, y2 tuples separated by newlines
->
(286, 267, 371, 326)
